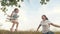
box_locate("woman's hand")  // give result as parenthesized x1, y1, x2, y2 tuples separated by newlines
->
(50, 23, 60, 28)
(37, 29, 39, 31)
(36, 24, 41, 31)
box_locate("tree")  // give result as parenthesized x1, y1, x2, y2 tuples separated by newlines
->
(40, 0, 50, 5)
(0, 0, 23, 14)
(0, 0, 50, 14)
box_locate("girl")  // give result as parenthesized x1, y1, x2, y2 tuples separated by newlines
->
(37, 15, 60, 34)
(7, 8, 19, 32)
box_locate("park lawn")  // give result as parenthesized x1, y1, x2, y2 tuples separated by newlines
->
(0, 30, 60, 34)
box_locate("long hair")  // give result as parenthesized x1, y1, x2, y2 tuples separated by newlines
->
(42, 15, 48, 20)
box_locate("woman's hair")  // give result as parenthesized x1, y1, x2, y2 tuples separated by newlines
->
(42, 15, 48, 20)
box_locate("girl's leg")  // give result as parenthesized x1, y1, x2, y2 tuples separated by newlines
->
(10, 20, 15, 31)
(10, 23, 15, 31)
(15, 22, 19, 31)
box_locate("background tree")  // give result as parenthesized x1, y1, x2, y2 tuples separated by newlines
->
(0, 0, 50, 14)
(40, 0, 50, 5)
(0, 0, 23, 14)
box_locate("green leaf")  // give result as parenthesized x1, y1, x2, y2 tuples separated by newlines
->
(9, 0, 14, 2)
(40, 1, 44, 5)
(17, 0, 20, 2)
(41, 0, 45, 2)
(18, 5, 21, 7)
(21, 0, 24, 2)
(40, 0, 50, 5)
(46, 0, 50, 2)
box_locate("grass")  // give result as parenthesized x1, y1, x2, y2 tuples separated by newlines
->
(0, 30, 60, 34)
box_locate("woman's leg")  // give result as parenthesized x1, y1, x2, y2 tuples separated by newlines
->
(42, 31, 54, 34)
(42, 32, 49, 34)
(48, 31, 54, 34)
(42, 33, 47, 34)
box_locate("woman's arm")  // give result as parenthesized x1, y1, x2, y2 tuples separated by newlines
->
(37, 24, 41, 31)
(50, 23, 60, 28)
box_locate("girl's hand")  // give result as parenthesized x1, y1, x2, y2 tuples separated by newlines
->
(7, 15, 11, 17)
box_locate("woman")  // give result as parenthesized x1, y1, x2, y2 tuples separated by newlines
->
(37, 15, 60, 34)
(7, 8, 19, 32)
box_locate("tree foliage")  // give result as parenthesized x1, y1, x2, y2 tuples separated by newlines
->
(1, 0, 23, 7)
(0, 0, 50, 14)
(40, 0, 50, 5)
(0, 0, 24, 14)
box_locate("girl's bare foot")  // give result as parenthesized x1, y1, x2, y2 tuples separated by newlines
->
(10, 28, 13, 32)
(15, 29, 18, 31)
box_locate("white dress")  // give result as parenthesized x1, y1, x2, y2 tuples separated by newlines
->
(10, 12, 19, 21)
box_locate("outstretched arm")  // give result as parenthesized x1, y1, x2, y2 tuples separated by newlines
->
(50, 23, 60, 28)
(7, 11, 14, 17)
(37, 24, 41, 31)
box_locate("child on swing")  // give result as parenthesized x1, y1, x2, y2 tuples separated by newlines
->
(7, 8, 19, 32)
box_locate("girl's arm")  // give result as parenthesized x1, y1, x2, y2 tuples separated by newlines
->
(10, 11, 14, 17)
(8, 11, 14, 17)
(50, 23, 60, 28)
(37, 24, 41, 31)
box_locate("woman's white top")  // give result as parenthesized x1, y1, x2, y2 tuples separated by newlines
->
(40, 20, 51, 33)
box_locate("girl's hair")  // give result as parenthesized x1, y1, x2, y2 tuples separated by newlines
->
(42, 15, 48, 20)
(14, 8, 18, 11)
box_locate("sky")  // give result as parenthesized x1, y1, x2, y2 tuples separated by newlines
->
(0, 0, 60, 31)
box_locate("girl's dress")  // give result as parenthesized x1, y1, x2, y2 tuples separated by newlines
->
(10, 12, 19, 21)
